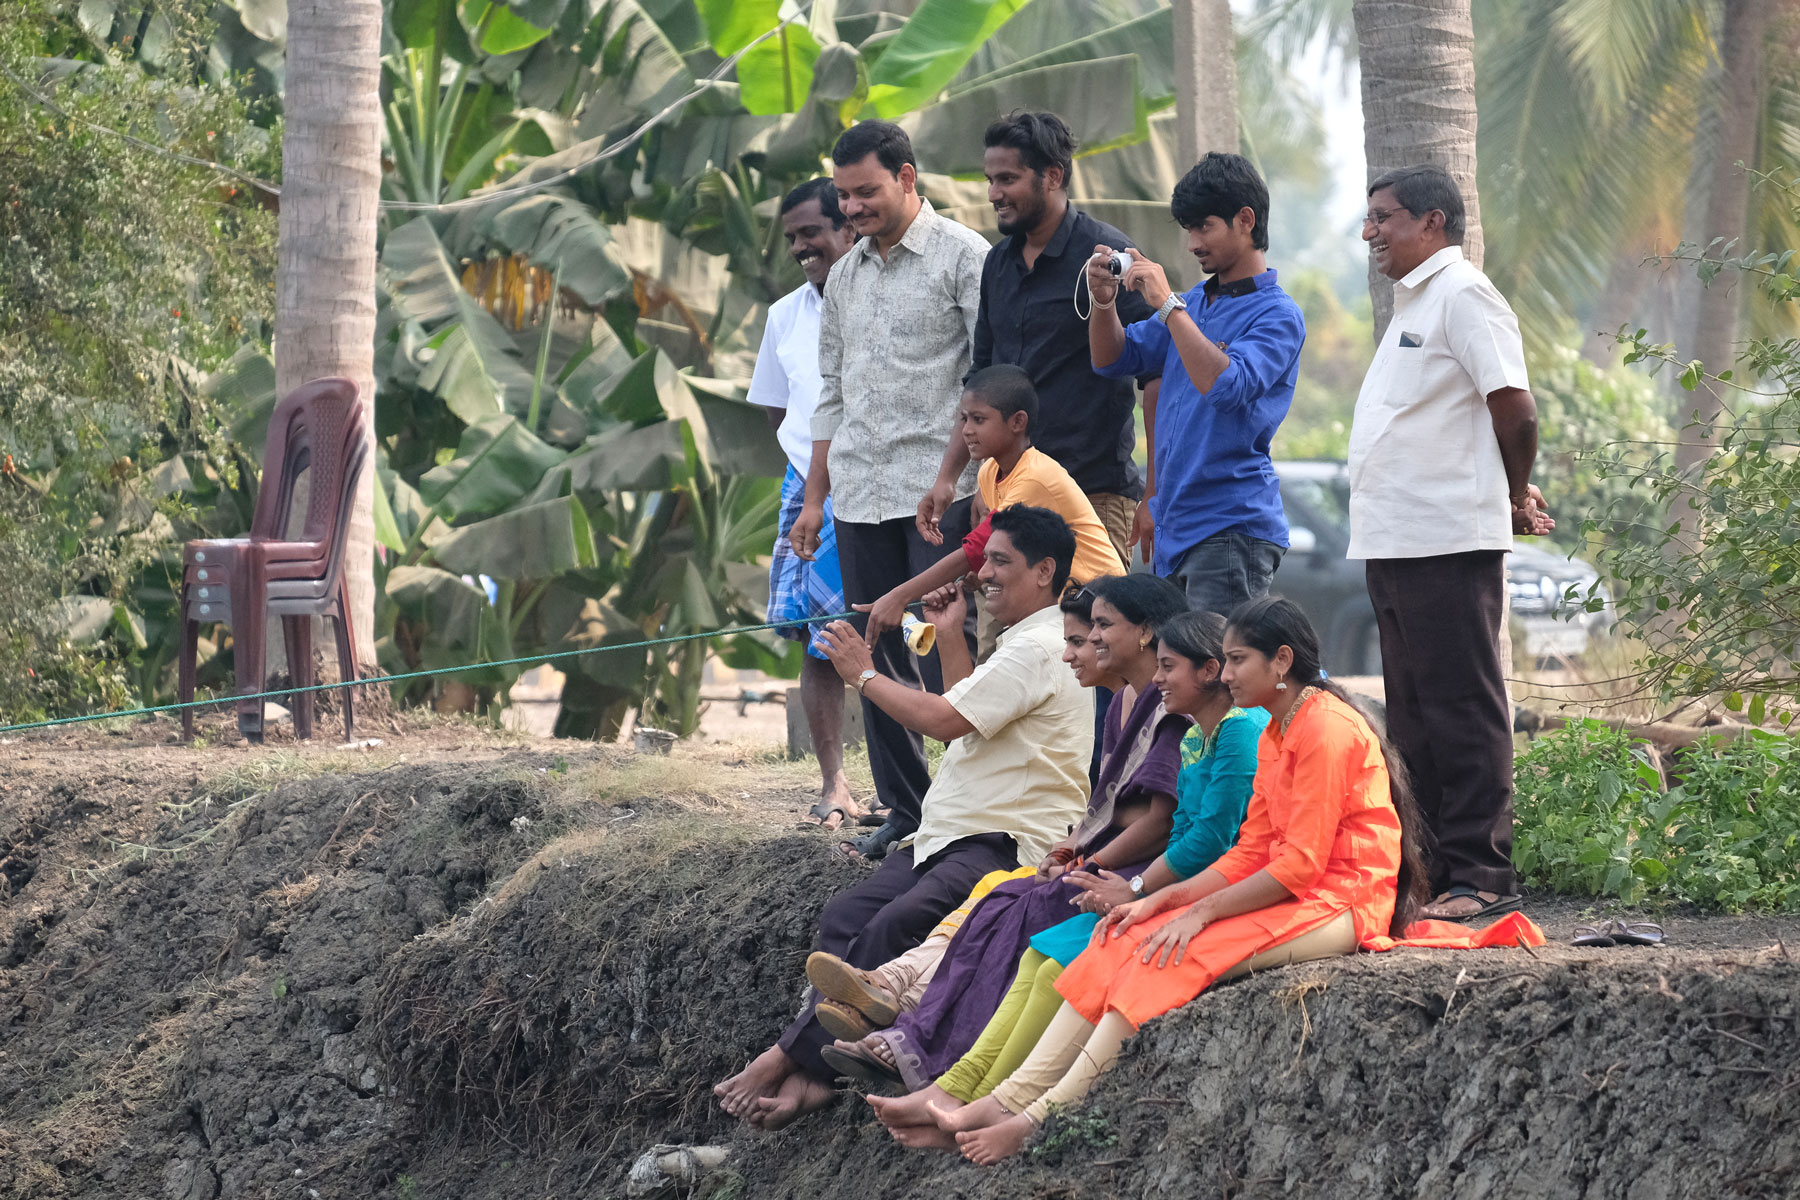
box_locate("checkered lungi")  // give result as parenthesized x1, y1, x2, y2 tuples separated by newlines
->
(769, 465, 846, 660)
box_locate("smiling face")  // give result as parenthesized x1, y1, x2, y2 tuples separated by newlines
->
(1063, 614, 1106, 687)
(1153, 642, 1222, 717)
(1220, 628, 1293, 711)
(957, 391, 1025, 462)
(833, 153, 917, 245)
(979, 528, 1055, 625)
(984, 146, 1056, 238)
(782, 197, 853, 290)
(1087, 596, 1154, 678)
(1185, 208, 1254, 277)
(1363, 185, 1446, 281)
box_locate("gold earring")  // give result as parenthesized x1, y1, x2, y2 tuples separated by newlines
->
(1139, 635, 1151, 650)
(1275, 674, 1288, 691)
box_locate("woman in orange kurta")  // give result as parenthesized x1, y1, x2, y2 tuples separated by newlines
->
(935, 597, 1429, 1165)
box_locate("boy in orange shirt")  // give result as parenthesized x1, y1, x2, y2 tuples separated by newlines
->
(861, 365, 1124, 641)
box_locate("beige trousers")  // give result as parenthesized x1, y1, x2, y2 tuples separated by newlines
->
(990, 910, 1358, 1122)
(868, 932, 951, 1012)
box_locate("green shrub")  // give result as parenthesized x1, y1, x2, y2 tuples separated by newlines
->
(1513, 720, 1800, 911)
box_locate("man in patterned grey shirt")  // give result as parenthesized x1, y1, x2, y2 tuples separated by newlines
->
(789, 120, 991, 858)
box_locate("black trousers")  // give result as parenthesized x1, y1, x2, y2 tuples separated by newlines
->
(1365, 551, 1516, 896)
(776, 833, 1018, 1080)
(833, 500, 975, 831)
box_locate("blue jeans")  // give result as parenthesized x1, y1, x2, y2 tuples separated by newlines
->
(1170, 529, 1284, 617)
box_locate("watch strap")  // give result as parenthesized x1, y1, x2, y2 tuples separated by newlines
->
(1154, 293, 1186, 323)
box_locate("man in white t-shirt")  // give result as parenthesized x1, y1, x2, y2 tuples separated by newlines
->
(1348, 165, 1555, 923)
(750, 178, 858, 829)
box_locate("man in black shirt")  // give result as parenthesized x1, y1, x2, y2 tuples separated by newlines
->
(917, 111, 1160, 565)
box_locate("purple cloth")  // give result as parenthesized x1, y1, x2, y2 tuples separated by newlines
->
(874, 686, 1188, 1090)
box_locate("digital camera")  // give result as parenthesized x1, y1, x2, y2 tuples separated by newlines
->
(1106, 249, 1134, 276)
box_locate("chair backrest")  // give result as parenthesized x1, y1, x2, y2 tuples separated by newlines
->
(250, 378, 367, 546)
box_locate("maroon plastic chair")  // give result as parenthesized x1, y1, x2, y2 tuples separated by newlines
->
(177, 378, 368, 743)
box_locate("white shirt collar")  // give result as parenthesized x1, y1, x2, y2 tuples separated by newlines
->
(1398, 244, 1465, 291)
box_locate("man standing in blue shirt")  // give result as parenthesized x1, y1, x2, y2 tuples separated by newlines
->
(1085, 152, 1305, 614)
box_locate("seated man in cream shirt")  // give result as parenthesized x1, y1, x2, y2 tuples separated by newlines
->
(715, 504, 1093, 1129)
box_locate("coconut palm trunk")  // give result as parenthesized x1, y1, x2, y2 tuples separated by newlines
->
(1678, 0, 1773, 478)
(1352, 0, 1483, 342)
(1172, 0, 1240, 162)
(276, 0, 384, 668)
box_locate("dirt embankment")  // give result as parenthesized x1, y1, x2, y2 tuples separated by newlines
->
(2, 724, 1797, 1200)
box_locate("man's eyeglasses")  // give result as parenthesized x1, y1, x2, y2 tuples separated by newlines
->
(1363, 207, 1403, 228)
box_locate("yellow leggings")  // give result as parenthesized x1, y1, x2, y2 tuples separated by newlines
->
(935, 950, 1066, 1102)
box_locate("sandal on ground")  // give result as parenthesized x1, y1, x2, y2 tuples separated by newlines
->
(1421, 885, 1523, 922)
(806, 952, 901, 1027)
(819, 1041, 904, 1089)
(815, 1000, 876, 1042)
(1571, 918, 1666, 948)
(837, 820, 903, 862)
(1571, 922, 1618, 947)
(800, 798, 865, 832)
(1612, 920, 1665, 946)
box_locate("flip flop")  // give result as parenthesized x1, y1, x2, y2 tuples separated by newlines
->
(1571, 922, 1618, 947)
(800, 798, 869, 832)
(819, 1041, 903, 1089)
(1612, 920, 1665, 946)
(838, 821, 902, 862)
(1424, 885, 1524, 922)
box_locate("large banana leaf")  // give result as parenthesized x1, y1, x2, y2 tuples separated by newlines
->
(430, 491, 600, 576)
(585, 0, 695, 116)
(534, 420, 694, 498)
(902, 56, 1148, 177)
(384, 218, 539, 420)
(696, 0, 780, 55)
(863, 0, 1040, 116)
(418, 413, 569, 519)
(683, 375, 788, 477)
(387, 564, 494, 649)
(948, 7, 1174, 109)
(737, 22, 824, 114)
(483, 193, 634, 305)
(202, 346, 279, 465)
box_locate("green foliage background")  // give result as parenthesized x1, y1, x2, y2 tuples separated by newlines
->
(0, 0, 276, 723)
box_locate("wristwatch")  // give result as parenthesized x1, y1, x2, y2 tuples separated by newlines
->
(1129, 874, 1145, 895)
(1153, 292, 1188, 324)
(854, 668, 878, 693)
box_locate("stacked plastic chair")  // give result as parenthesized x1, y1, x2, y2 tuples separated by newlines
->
(177, 378, 368, 743)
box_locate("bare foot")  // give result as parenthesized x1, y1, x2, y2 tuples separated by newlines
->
(888, 1121, 959, 1150)
(748, 1072, 835, 1131)
(869, 1084, 958, 1129)
(930, 1093, 1005, 1133)
(714, 1045, 793, 1121)
(956, 1112, 1035, 1165)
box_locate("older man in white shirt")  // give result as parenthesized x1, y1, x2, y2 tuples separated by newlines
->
(751, 178, 859, 830)
(1348, 165, 1554, 923)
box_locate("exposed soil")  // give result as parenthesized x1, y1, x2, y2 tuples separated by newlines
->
(1, 717, 1796, 1200)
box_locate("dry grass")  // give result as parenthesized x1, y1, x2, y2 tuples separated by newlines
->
(1512, 633, 1679, 723)
(260, 873, 324, 910)
(1275, 973, 1333, 1076)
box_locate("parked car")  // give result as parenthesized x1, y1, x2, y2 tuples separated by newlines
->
(1270, 461, 1609, 676)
